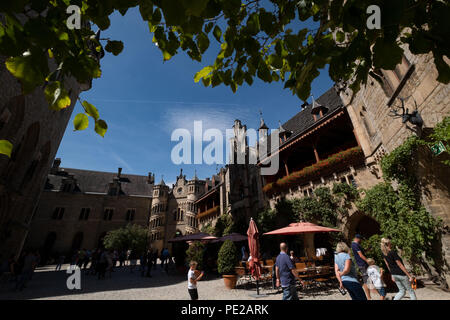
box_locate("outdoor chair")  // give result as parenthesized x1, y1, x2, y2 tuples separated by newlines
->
(265, 259, 274, 266)
(295, 262, 306, 270)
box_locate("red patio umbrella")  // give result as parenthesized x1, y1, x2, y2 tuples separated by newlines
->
(247, 218, 262, 294)
(168, 232, 217, 242)
(263, 222, 340, 235)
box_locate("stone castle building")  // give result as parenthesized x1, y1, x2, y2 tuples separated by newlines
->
(257, 48, 450, 283)
(25, 120, 264, 257)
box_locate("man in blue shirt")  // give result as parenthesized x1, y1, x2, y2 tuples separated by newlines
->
(275, 243, 299, 300)
(351, 234, 371, 300)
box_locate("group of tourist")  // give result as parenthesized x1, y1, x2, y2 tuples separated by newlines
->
(334, 235, 416, 301)
(0, 250, 40, 291)
(272, 235, 418, 301)
(53, 247, 172, 279)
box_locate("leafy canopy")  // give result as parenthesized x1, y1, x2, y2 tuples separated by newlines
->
(103, 223, 149, 253)
(1, 1, 449, 155)
(1, 1, 449, 117)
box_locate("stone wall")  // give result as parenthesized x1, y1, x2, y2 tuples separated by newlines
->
(341, 49, 450, 283)
(0, 55, 86, 259)
(25, 191, 151, 256)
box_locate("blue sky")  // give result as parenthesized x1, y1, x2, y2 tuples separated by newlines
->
(56, 7, 333, 186)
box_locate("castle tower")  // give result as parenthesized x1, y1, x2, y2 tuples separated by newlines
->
(149, 176, 169, 251)
(185, 170, 202, 233)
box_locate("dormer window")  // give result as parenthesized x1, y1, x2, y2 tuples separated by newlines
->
(311, 97, 328, 121)
(108, 187, 118, 196)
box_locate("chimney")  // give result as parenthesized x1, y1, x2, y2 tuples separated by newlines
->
(52, 158, 61, 169)
(118, 167, 122, 178)
(147, 172, 155, 184)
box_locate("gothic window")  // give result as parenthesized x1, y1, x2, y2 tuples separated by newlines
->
(51, 207, 65, 220)
(61, 182, 73, 192)
(373, 56, 411, 98)
(348, 175, 357, 188)
(79, 208, 90, 220)
(103, 208, 114, 220)
(126, 209, 135, 221)
(360, 106, 375, 138)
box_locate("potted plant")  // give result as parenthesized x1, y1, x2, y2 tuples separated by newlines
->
(186, 241, 205, 271)
(218, 240, 239, 289)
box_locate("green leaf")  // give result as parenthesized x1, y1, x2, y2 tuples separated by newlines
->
(73, 113, 89, 131)
(44, 81, 71, 110)
(268, 54, 283, 69)
(204, 22, 213, 33)
(139, 0, 154, 20)
(213, 26, 222, 42)
(162, 50, 172, 61)
(151, 8, 162, 24)
(95, 119, 108, 137)
(182, 0, 209, 17)
(336, 31, 345, 42)
(5, 52, 48, 93)
(0, 140, 13, 158)
(373, 37, 403, 70)
(105, 40, 124, 56)
(197, 32, 210, 53)
(194, 65, 213, 82)
(81, 100, 99, 120)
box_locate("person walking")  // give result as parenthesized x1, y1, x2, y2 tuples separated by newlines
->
(97, 250, 107, 280)
(334, 242, 367, 300)
(381, 238, 417, 300)
(366, 258, 387, 300)
(241, 245, 248, 263)
(140, 251, 147, 277)
(187, 261, 204, 300)
(129, 250, 137, 273)
(145, 250, 153, 278)
(275, 242, 300, 300)
(351, 234, 371, 299)
(55, 254, 65, 271)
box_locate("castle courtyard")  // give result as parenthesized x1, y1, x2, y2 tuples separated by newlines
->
(1, 263, 449, 301)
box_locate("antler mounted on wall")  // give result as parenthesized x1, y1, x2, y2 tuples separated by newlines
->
(389, 96, 424, 127)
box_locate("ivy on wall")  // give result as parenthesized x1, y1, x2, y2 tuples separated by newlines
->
(358, 134, 445, 283)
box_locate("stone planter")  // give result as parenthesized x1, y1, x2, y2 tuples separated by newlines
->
(223, 274, 237, 289)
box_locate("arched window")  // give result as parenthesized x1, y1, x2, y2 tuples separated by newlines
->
(5, 122, 40, 186)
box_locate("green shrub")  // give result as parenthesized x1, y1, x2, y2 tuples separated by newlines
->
(186, 242, 205, 270)
(361, 234, 384, 268)
(218, 240, 238, 275)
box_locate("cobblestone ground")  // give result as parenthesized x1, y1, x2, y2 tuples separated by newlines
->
(1, 263, 449, 300)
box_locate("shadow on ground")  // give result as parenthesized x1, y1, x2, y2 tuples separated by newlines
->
(0, 263, 213, 300)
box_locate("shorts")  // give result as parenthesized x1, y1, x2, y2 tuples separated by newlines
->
(188, 288, 198, 300)
(357, 265, 369, 284)
(376, 287, 386, 297)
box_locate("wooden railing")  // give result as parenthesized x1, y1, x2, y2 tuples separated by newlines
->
(197, 205, 219, 219)
(263, 146, 364, 196)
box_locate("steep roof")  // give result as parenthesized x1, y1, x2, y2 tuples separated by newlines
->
(281, 87, 343, 139)
(46, 168, 154, 197)
(265, 87, 344, 152)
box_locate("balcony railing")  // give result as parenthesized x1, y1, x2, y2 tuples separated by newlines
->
(197, 205, 219, 219)
(263, 146, 364, 196)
